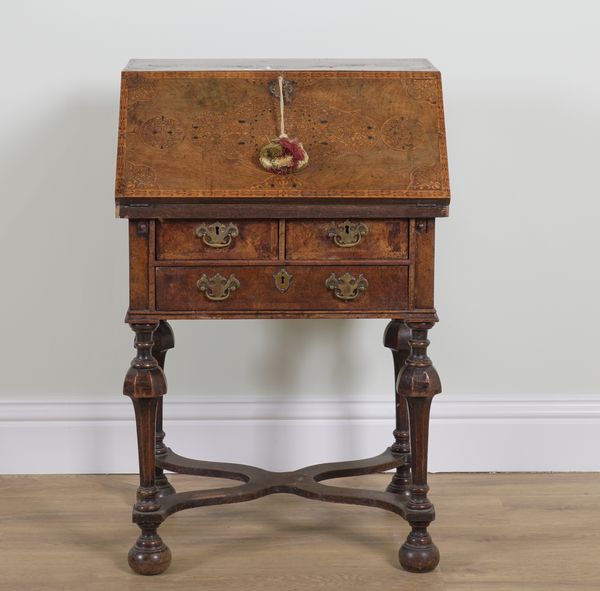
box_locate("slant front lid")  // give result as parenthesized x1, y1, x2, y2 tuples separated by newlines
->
(115, 59, 449, 200)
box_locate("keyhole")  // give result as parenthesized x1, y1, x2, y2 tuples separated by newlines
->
(345, 224, 350, 234)
(215, 226, 220, 236)
(280, 276, 285, 285)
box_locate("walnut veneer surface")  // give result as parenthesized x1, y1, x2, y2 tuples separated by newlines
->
(116, 60, 449, 200)
(116, 59, 450, 576)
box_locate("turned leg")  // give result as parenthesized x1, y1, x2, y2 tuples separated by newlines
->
(124, 322, 171, 575)
(397, 322, 441, 573)
(152, 321, 176, 498)
(383, 320, 412, 495)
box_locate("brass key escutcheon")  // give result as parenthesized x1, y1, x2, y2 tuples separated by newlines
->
(273, 268, 293, 293)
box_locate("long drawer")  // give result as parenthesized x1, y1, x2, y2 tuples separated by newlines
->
(156, 265, 409, 312)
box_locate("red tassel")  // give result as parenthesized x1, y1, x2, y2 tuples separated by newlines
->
(259, 136, 309, 174)
(279, 137, 305, 164)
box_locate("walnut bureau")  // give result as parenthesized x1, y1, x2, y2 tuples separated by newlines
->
(115, 59, 450, 576)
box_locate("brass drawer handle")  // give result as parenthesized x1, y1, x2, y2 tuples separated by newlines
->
(325, 272, 368, 301)
(327, 220, 368, 248)
(197, 273, 240, 301)
(195, 222, 239, 248)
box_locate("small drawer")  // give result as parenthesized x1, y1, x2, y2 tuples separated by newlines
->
(156, 265, 408, 312)
(285, 219, 409, 260)
(156, 220, 279, 261)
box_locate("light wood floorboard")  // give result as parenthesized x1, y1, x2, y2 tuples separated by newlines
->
(1, 473, 599, 590)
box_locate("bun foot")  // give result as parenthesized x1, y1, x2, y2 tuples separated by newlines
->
(399, 526, 439, 573)
(128, 529, 172, 575)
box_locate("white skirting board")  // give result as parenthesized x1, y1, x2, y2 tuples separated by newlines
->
(1, 396, 600, 474)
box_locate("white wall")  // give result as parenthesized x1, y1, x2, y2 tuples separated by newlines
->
(1, 1, 599, 472)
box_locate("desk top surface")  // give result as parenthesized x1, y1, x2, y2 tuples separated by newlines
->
(124, 59, 438, 72)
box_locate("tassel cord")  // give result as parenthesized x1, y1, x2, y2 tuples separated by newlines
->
(278, 75, 286, 138)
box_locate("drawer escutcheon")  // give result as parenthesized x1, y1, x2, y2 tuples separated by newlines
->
(273, 268, 293, 293)
(196, 273, 240, 301)
(327, 220, 368, 248)
(325, 272, 368, 301)
(195, 222, 239, 248)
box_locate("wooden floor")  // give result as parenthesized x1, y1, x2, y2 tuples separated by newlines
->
(1, 473, 599, 590)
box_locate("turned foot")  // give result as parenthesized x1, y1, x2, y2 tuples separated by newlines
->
(399, 525, 439, 573)
(128, 528, 172, 575)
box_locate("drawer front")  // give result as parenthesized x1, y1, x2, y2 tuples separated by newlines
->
(157, 220, 278, 260)
(156, 266, 408, 312)
(286, 219, 409, 260)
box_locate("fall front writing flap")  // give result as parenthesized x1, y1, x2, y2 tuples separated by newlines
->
(115, 61, 449, 201)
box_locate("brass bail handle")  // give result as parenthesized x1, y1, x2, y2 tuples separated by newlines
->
(197, 273, 240, 301)
(196, 222, 239, 248)
(325, 272, 369, 301)
(327, 220, 368, 248)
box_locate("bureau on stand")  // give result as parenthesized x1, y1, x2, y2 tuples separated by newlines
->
(115, 59, 450, 575)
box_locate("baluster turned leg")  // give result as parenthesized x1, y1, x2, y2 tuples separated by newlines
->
(383, 320, 412, 495)
(152, 321, 176, 498)
(124, 322, 171, 575)
(397, 322, 441, 573)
